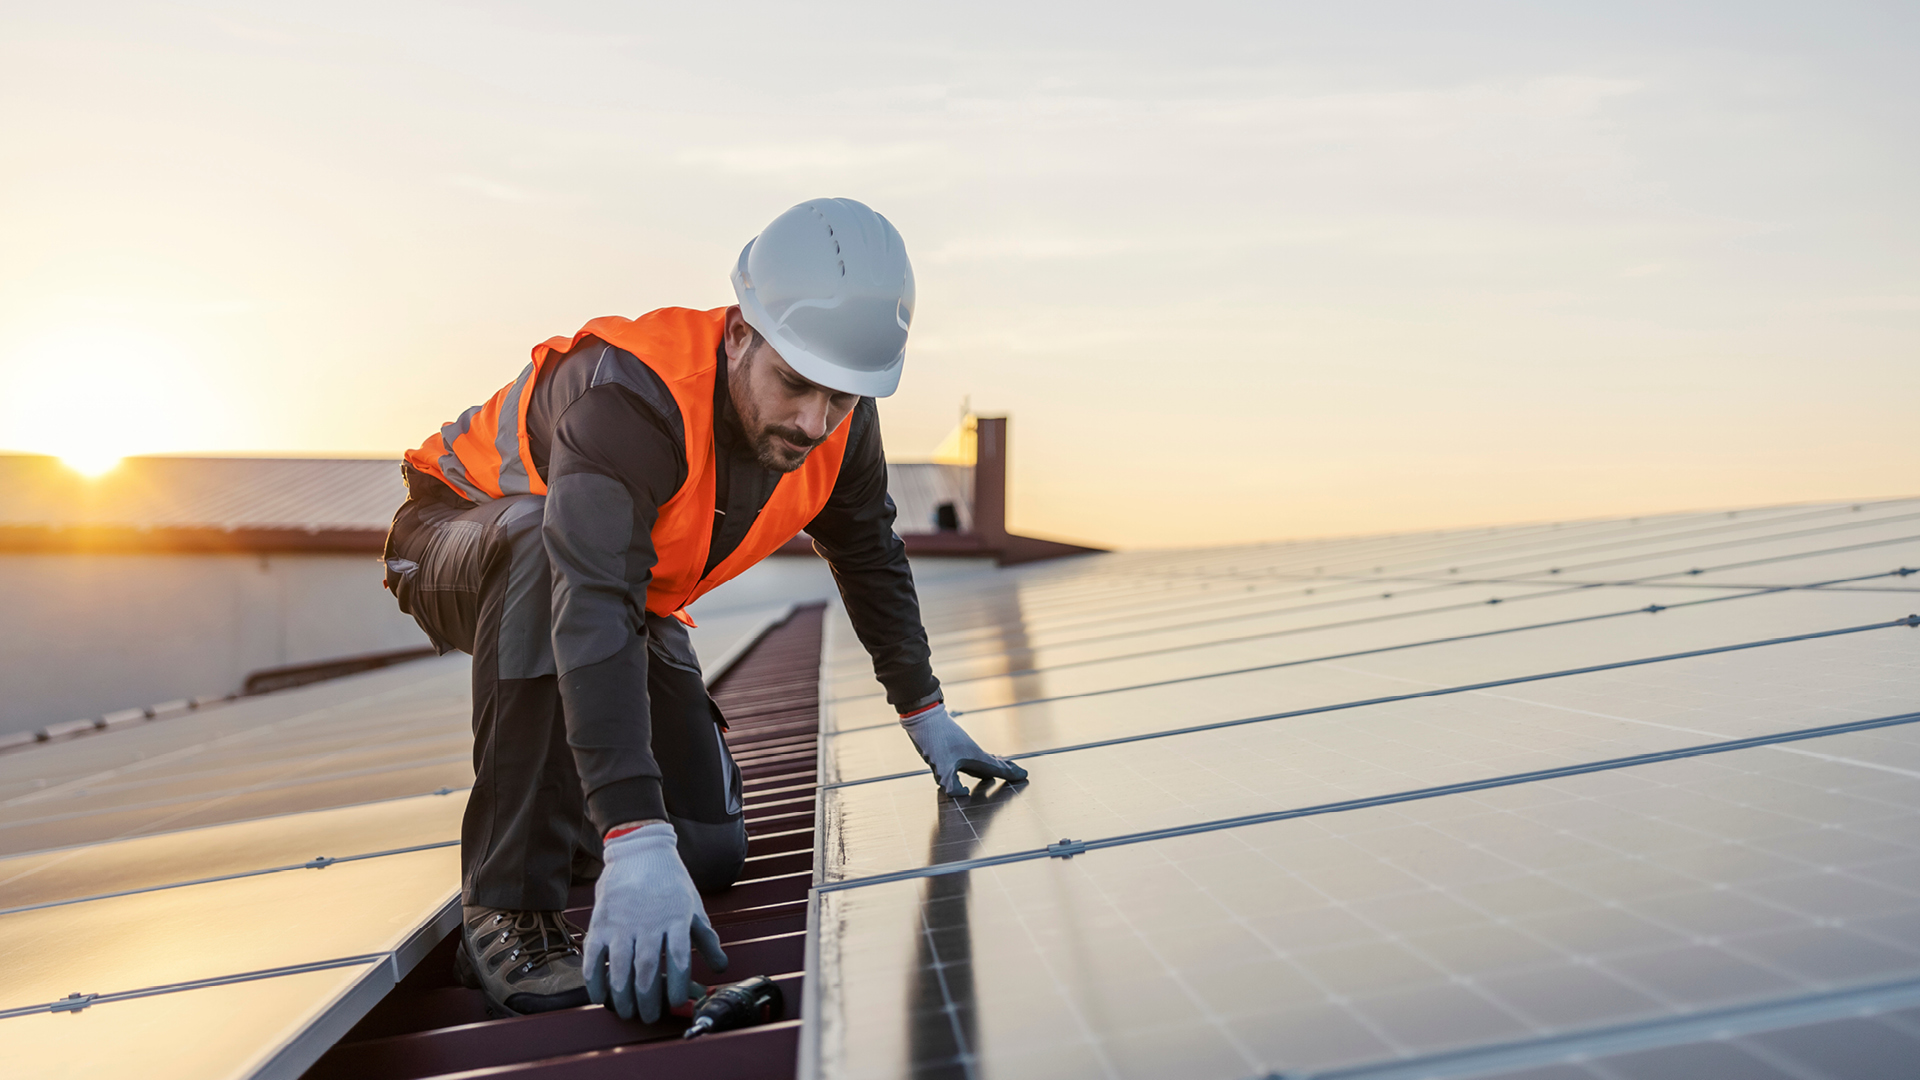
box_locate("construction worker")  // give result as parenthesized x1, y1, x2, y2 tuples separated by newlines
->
(380, 198, 1027, 1023)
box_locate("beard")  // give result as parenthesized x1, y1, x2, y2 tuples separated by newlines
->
(750, 424, 821, 473)
(732, 363, 825, 473)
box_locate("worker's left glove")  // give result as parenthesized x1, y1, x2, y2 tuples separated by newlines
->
(899, 703, 1028, 798)
(583, 822, 727, 1022)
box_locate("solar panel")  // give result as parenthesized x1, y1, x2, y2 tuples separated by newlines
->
(0, 792, 463, 915)
(821, 632, 1920, 882)
(0, 598, 793, 1077)
(810, 501, 1920, 1079)
(7, 964, 379, 1080)
(0, 655, 475, 858)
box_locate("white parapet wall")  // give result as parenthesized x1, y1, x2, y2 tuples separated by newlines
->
(0, 551, 428, 738)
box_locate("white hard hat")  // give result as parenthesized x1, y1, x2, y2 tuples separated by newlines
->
(731, 198, 915, 398)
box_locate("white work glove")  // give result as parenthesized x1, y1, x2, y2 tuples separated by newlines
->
(583, 822, 727, 1022)
(899, 703, 1029, 798)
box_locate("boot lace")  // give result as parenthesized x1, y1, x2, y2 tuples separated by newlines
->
(500, 911, 582, 974)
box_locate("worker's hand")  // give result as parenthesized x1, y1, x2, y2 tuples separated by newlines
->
(898, 703, 1028, 798)
(583, 823, 727, 1022)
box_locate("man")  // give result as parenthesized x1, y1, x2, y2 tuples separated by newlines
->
(381, 198, 1027, 1023)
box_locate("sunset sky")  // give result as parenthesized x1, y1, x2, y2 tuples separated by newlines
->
(2, 1, 1915, 547)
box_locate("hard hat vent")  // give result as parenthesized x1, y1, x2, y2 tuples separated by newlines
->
(731, 197, 915, 397)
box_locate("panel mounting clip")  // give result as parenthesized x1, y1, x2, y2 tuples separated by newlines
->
(1047, 838, 1087, 859)
(303, 856, 337, 869)
(50, 993, 96, 1013)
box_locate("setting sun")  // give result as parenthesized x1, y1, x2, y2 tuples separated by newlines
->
(58, 451, 124, 478)
(1, 327, 205, 470)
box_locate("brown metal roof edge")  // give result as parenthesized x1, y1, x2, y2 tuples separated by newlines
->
(796, 601, 835, 1080)
(0, 524, 389, 555)
(775, 529, 1104, 565)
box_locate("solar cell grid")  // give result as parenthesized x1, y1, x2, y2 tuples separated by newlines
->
(833, 572, 1468, 673)
(828, 581, 1578, 701)
(844, 582, 1901, 718)
(4, 965, 378, 1080)
(0, 844, 459, 1013)
(810, 501, 1920, 1080)
(1650, 542, 1920, 592)
(994, 502, 1909, 598)
(1454, 526, 1920, 588)
(826, 507, 1920, 688)
(823, 515, 1680, 663)
(822, 632, 1920, 882)
(816, 732, 1920, 1080)
(1453, 1003, 1920, 1080)
(824, 609, 1917, 787)
(0, 791, 462, 914)
(0, 656, 474, 858)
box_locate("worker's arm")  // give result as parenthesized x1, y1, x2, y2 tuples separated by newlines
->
(547, 377, 729, 1022)
(806, 399, 1027, 796)
(804, 397, 940, 710)
(543, 381, 684, 833)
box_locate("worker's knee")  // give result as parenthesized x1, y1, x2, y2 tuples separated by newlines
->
(672, 814, 748, 893)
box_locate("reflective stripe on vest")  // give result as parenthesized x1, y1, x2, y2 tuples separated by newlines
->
(405, 358, 546, 502)
(403, 307, 853, 618)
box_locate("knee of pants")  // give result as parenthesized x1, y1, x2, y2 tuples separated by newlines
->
(671, 814, 748, 893)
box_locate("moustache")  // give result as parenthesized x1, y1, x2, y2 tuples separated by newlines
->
(765, 426, 825, 450)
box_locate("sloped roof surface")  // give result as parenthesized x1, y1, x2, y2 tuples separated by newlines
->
(0, 455, 405, 532)
(0, 455, 975, 538)
(887, 463, 975, 535)
(813, 498, 1920, 1079)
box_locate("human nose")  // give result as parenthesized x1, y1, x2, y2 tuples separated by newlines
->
(794, 394, 831, 440)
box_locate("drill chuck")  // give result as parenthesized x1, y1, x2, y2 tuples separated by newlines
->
(681, 975, 784, 1039)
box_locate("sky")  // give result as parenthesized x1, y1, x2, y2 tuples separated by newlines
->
(1, 1, 1915, 548)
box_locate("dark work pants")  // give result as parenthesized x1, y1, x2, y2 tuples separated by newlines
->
(384, 483, 747, 911)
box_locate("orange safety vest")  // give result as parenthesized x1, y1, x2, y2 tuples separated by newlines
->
(403, 307, 852, 620)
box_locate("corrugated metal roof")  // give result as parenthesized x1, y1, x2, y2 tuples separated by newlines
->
(0, 456, 975, 539)
(885, 463, 974, 535)
(0, 455, 404, 533)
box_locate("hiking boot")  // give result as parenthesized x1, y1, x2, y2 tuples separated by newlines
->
(455, 906, 589, 1016)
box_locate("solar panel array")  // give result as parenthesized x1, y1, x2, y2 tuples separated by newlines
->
(0, 603, 788, 1079)
(5, 498, 1918, 1079)
(809, 499, 1920, 1080)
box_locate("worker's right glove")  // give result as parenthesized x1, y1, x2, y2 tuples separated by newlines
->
(899, 702, 1028, 798)
(583, 822, 727, 1023)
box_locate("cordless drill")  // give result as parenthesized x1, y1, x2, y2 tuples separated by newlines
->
(681, 975, 785, 1039)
